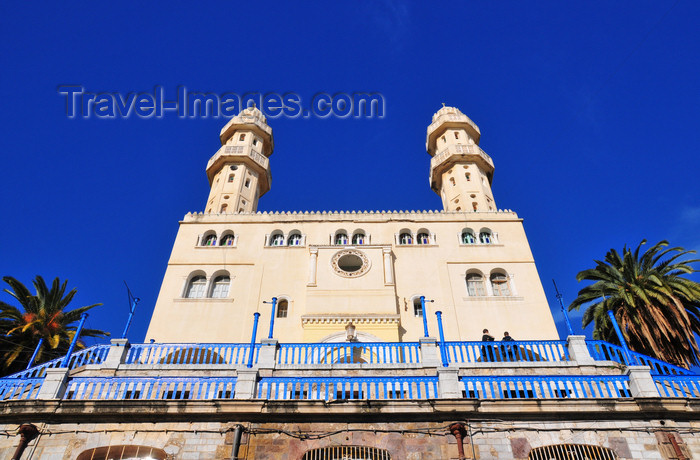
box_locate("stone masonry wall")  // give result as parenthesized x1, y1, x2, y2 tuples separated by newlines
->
(0, 419, 697, 459)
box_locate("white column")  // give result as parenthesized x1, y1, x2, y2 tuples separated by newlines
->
(382, 248, 394, 285)
(103, 338, 130, 369)
(234, 369, 259, 399)
(508, 273, 518, 296)
(566, 335, 594, 364)
(308, 248, 318, 286)
(258, 339, 278, 369)
(437, 367, 461, 398)
(420, 337, 439, 367)
(37, 368, 70, 399)
(626, 366, 659, 397)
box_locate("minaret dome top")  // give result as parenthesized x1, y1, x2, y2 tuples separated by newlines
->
(426, 106, 481, 156)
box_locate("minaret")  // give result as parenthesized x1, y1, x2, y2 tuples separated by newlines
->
(426, 106, 496, 212)
(204, 106, 274, 213)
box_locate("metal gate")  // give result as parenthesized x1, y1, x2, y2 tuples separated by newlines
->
(302, 445, 391, 460)
(529, 444, 617, 459)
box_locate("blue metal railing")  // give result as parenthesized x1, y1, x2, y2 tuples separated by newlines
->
(257, 376, 439, 400)
(7, 344, 111, 379)
(64, 376, 237, 400)
(443, 340, 569, 364)
(0, 377, 43, 400)
(276, 342, 421, 365)
(586, 341, 690, 375)
(459, 375, 631, 399)
(123, 343, 260, 366)
(653, 375, 700, 398)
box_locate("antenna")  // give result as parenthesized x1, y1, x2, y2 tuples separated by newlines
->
(121, 281, 141, 339)
(552, 279, 574, 336)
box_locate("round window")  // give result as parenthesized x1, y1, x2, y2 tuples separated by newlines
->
(331, 250, 370, 278)
(338, 254, 363, 272)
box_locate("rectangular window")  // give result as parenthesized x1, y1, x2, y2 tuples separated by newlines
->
(245, 178, 251, 188)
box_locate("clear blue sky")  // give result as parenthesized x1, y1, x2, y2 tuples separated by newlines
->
(1, 1, 698, 345)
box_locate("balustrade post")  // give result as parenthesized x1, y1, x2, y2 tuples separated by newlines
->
(37, 368, 70, 399)
(103, 338, 130, 369)
(626, 366, 659, 397)
(420, 296, 430, 338)
(435, 311, 448, 367)
(419, 337, 439, 367)
(258, 338, 278, 369)
(233, 369, 259, 399)
(607, 310, 634, 365)
(437, 367, 461, 398)
(566, 336, 594, 364)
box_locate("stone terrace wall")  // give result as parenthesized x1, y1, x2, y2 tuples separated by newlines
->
(0, 419, 697, 459)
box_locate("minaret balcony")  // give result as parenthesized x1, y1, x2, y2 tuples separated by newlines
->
(429, 144, 494, 189)
(207, 145, 269, 171)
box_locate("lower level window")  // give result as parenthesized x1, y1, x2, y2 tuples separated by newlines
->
(210, 275, 230, 298)
(302, 446, 391, 460)
(77, 446, 167, 460)
(529, 444, 617, 460)
(186, 275, 206, 298)
(466, 274, 485, 296)
(413, 297, 423, 317)
(277, 299, 288, 317)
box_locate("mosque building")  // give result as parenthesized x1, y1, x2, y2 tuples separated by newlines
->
(0, 106, 697, 460)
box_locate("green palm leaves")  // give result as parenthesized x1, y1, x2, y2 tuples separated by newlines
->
(0, 276, 109, 374)
(569, 240, 700, 368)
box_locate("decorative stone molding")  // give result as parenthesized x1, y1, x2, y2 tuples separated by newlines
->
(301, 314, 400, 326)
(330, 249, 371, 278)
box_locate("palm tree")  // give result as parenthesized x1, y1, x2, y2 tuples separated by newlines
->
(0, 276, 109, 375)
(568, 240, 700, 369)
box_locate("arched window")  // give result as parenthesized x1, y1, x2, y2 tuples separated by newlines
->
(77, 446, 168, 460)
(228, 174, 235, 182)
(209, 275, 230, 298)
(472, 202, 478, 211)
(466, 273, 485, 296)
(288, 233, 302, 246)
(417, 232, 430, 245)
(302, 446, 391, 460)
(479, 230, 492, 244)
(399, 232, 413, 245)
(239, 133, 246, 141)
(529, 444, 617, 460)
(270, 232, 285, 246)
(413, 297, 423, 317)
(220, 233, 235, 246)
(352, 232, 365, 245)
(449, 177, 456, 186)
(335, 232, 349, 245)
(203, 233, 217, 246)
(185, 275, 207, 298)
(277, 299, 288, 318)
(461, 230, 476, 244)
(465, 172, 470, 181)
(490, 272, 511, 296)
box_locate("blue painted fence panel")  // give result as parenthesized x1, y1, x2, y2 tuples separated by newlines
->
(586, 341, 690, 375)
(276, 342, 421, 365)
(0, 378, 43, 400)
(124, 343, 259, 366)
(443, 340, 569, 364)
(8, 345, 111, 379)
(654, 375, 700, 398)
(459, 375, 631, 399)
(257, 376, 438, 400)
(64, 376, 237, 400)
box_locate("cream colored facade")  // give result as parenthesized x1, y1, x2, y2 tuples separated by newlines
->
(145, 106, 558, 344)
